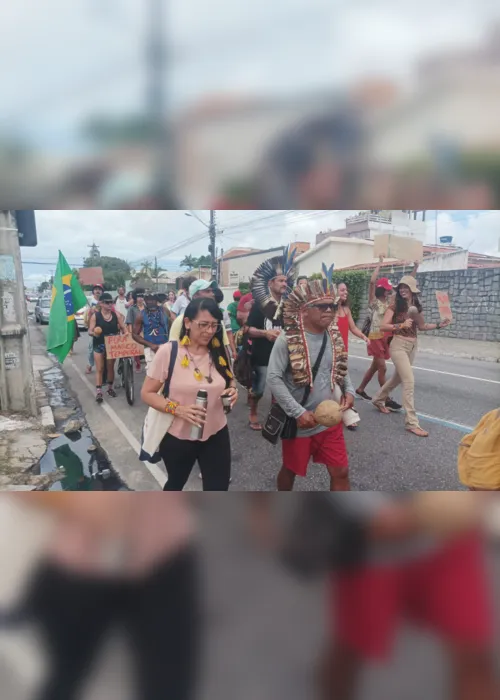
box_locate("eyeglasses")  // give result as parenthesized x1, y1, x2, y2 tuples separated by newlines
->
(310, 303, 337, 312)
(193, 321, 222, 332)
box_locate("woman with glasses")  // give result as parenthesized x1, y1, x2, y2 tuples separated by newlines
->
(88, 292, 127, 403)
(141, 298, 238, 491)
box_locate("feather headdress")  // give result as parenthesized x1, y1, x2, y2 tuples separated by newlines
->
(281, 277, 347, 389)
(251, 246, 296, 319)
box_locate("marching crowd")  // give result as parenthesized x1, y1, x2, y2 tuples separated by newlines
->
(72, 247, 500, 494)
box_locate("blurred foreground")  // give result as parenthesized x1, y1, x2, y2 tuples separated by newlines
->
(0, 493, 498, 699)
(2, 2, 500, 208)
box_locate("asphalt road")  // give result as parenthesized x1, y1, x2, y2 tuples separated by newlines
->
(36, 323, 499, 491)
(1, 498, 499, 700)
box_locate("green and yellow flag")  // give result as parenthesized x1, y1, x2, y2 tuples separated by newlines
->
(47, 251, 88, 363)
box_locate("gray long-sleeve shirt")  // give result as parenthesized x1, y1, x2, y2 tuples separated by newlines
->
(267, 330, 355, 437)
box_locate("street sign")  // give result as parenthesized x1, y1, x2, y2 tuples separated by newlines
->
(13, 210, 37, 247)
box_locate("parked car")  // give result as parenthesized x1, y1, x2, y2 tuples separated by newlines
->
(34, 297, 51, 324)
(75, 303, 90, 330)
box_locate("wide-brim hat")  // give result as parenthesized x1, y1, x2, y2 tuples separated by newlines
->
(397, 275, 420, 294)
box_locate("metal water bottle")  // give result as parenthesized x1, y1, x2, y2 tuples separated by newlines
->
(190, 390, 208, 440)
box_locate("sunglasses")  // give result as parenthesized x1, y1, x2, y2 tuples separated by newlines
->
(310, 303, 337, 312)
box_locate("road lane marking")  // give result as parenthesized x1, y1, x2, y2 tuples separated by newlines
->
(355, 395, 474, 434)
(415, 413, 473, 433)
(348, 353, 500, 385)
(68, 359, 165, 488)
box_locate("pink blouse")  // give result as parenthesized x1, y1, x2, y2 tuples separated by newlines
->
(148, 341, 228, 441)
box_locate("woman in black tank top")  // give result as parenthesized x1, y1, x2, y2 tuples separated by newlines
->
(88, 293, 127, 403)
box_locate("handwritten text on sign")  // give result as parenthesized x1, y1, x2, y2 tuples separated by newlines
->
(104, 335, 143, 359)
(435, 291, 453, 322)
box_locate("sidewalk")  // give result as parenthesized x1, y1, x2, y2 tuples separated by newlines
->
(0, 328, 58, 491)
(352, 334, 500, 362)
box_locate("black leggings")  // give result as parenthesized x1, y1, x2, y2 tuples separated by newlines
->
(28, 547, 200, 700)
(160, 426, 231, 491)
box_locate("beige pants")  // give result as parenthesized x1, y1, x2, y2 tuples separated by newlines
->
(373, 336, 419, 428)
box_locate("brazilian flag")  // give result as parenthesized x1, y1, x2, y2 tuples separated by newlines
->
(47, 251, 88, 363)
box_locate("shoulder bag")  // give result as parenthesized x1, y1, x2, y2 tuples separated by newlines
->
(139, 341, 178, 463)
(262, 332, 328, 445)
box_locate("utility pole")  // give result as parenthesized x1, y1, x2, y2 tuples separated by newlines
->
(154, 256, 159, 292)
(219, 248, 224, 286)
(0, 211, 36, 415)
(147, 0, 171, 204)
(209, 210, 217, 281)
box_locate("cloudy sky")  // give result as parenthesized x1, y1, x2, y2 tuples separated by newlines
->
(2, 0, 500, 147)
(20, 209, 500, 288)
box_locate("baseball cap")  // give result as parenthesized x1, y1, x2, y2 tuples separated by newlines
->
(376, 277, 393, 291)
(237, 292, 254, 313)
(233, 290, 242, 300)
(189, 279, 217, 298)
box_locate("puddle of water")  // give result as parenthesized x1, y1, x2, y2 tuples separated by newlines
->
(39, 429, 130, 491)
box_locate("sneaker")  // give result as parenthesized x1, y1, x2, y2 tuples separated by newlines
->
(96, 390, 103, 404)
(107, 387, 117, 398)
(385, 398, 402, 411)
(356, 390, 372, 401)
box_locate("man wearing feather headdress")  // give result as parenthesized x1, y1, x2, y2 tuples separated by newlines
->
(246, 247, 297, 430)
(267, 264, 356, 490)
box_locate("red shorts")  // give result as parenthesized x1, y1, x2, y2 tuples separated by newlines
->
(367, 337, 390, 360)
(332, 533, 492, 660)
(282, 424, 348, 477)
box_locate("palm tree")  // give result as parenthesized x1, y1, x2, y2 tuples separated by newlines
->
(180, 255, 198, 270)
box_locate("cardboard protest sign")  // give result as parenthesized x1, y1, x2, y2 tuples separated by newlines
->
(435, 291, 453, 322)
(374, 234, 423, 262)
(105, 334, 143, 359)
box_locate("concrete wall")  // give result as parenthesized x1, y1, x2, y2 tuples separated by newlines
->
(356, 268, 500, 342)
(418, 250, 469, 272)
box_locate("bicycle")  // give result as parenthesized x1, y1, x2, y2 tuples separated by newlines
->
(117, 356, 135, 406)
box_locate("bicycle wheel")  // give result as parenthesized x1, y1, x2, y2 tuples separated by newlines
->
(124, 358, 135, 406)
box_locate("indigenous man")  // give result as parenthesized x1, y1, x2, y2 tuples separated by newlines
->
(267, 274, 355, 491)
(246, 249, 296, 431)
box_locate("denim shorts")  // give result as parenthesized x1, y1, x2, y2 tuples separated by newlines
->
(251, 365, 268, 398)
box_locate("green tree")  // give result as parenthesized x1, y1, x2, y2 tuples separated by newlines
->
(196, 255, 212, 268)
(180, 255, 198, 270)
(38, 280, 51, 294)
(83, 255, 131, 290)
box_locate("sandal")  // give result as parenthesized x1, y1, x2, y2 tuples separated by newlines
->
(107, 387, 117, 398)
(406, 427, 429, 438)
(374, 404, 391, 414)
(86, 365, 93, 374)
(249, 421, 262, 431)
(96, 389, 103, 404)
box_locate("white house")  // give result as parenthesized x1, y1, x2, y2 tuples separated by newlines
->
(295, 237, 378, 278)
